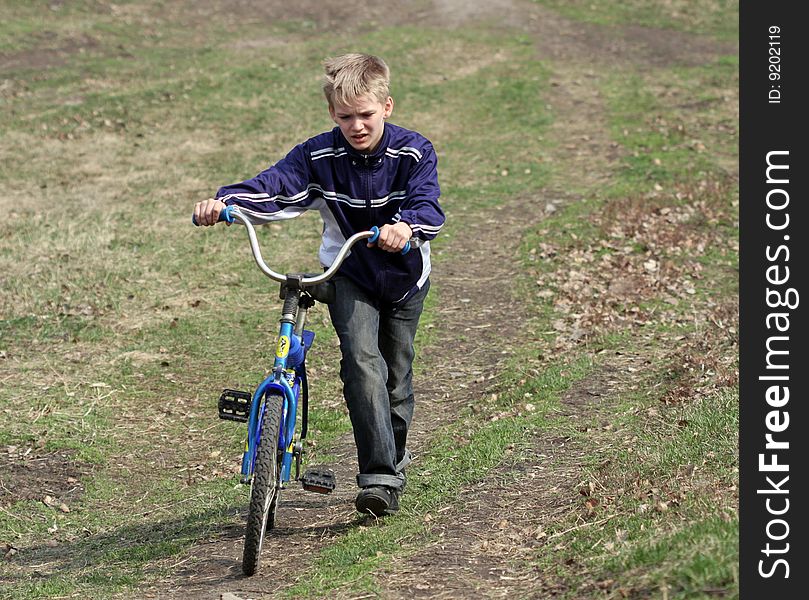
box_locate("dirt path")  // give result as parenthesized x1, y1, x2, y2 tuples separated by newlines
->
(129, 2, 735, 599)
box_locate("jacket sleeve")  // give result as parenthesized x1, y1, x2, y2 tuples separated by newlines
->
(396, 143, 445, 241)
(214, 143, 319, 220)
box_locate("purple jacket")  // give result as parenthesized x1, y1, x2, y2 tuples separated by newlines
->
(215, 123, 445, 304)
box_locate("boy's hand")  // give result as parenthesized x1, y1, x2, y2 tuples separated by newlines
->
(194, 198, 227, 226)
(370, 222, 412, 253)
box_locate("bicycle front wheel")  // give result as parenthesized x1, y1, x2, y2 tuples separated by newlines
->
(242, 392, 283, 576)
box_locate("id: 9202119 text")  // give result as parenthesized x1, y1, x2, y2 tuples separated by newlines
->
(768, 25, 781, 104)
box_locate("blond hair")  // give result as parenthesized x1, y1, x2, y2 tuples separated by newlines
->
(322, 53, 390, 107)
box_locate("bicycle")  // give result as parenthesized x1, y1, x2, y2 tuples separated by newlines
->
(193, 204, 413, 576)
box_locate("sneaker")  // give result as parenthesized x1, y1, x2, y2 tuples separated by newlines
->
(355, 486, 399, 516)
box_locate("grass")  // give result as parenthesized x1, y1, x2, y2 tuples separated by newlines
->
(602, 56, 739, 194)
(531, 0, 739, 40)
(510, 37, 739, 598)
(1, 1, 737, 598)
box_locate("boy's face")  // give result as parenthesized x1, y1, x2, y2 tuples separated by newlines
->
(329, 94, 394, 154)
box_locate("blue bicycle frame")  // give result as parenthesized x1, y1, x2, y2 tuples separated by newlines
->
(242, 325, 315, 484)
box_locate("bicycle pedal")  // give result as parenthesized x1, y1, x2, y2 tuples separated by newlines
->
(218, 389, 252, 422)
(301, 467, 336, 494)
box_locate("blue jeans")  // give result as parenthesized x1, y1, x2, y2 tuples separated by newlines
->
(328, 276, 430, 491)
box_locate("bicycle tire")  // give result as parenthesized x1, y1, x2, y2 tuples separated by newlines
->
(242, 392, 283, 576)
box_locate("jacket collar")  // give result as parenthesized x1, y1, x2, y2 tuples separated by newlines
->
(337, 124, 391, 161)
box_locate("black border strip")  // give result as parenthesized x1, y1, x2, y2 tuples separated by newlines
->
(740, 3, 807, 597)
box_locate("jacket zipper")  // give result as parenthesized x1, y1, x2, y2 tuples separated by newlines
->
(363, 154, 373, 225)
(363, 153, 385, 296)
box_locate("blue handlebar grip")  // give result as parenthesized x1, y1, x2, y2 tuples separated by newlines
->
(368, 226, 411, 254)
(192, 205, 234, 226)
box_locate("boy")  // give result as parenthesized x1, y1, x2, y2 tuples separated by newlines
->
(194, 54, 444, 516)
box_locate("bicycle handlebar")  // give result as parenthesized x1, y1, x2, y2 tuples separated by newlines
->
(192, 206, 413, 286)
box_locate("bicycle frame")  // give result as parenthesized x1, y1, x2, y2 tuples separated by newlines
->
(241, 308, 312, 485)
